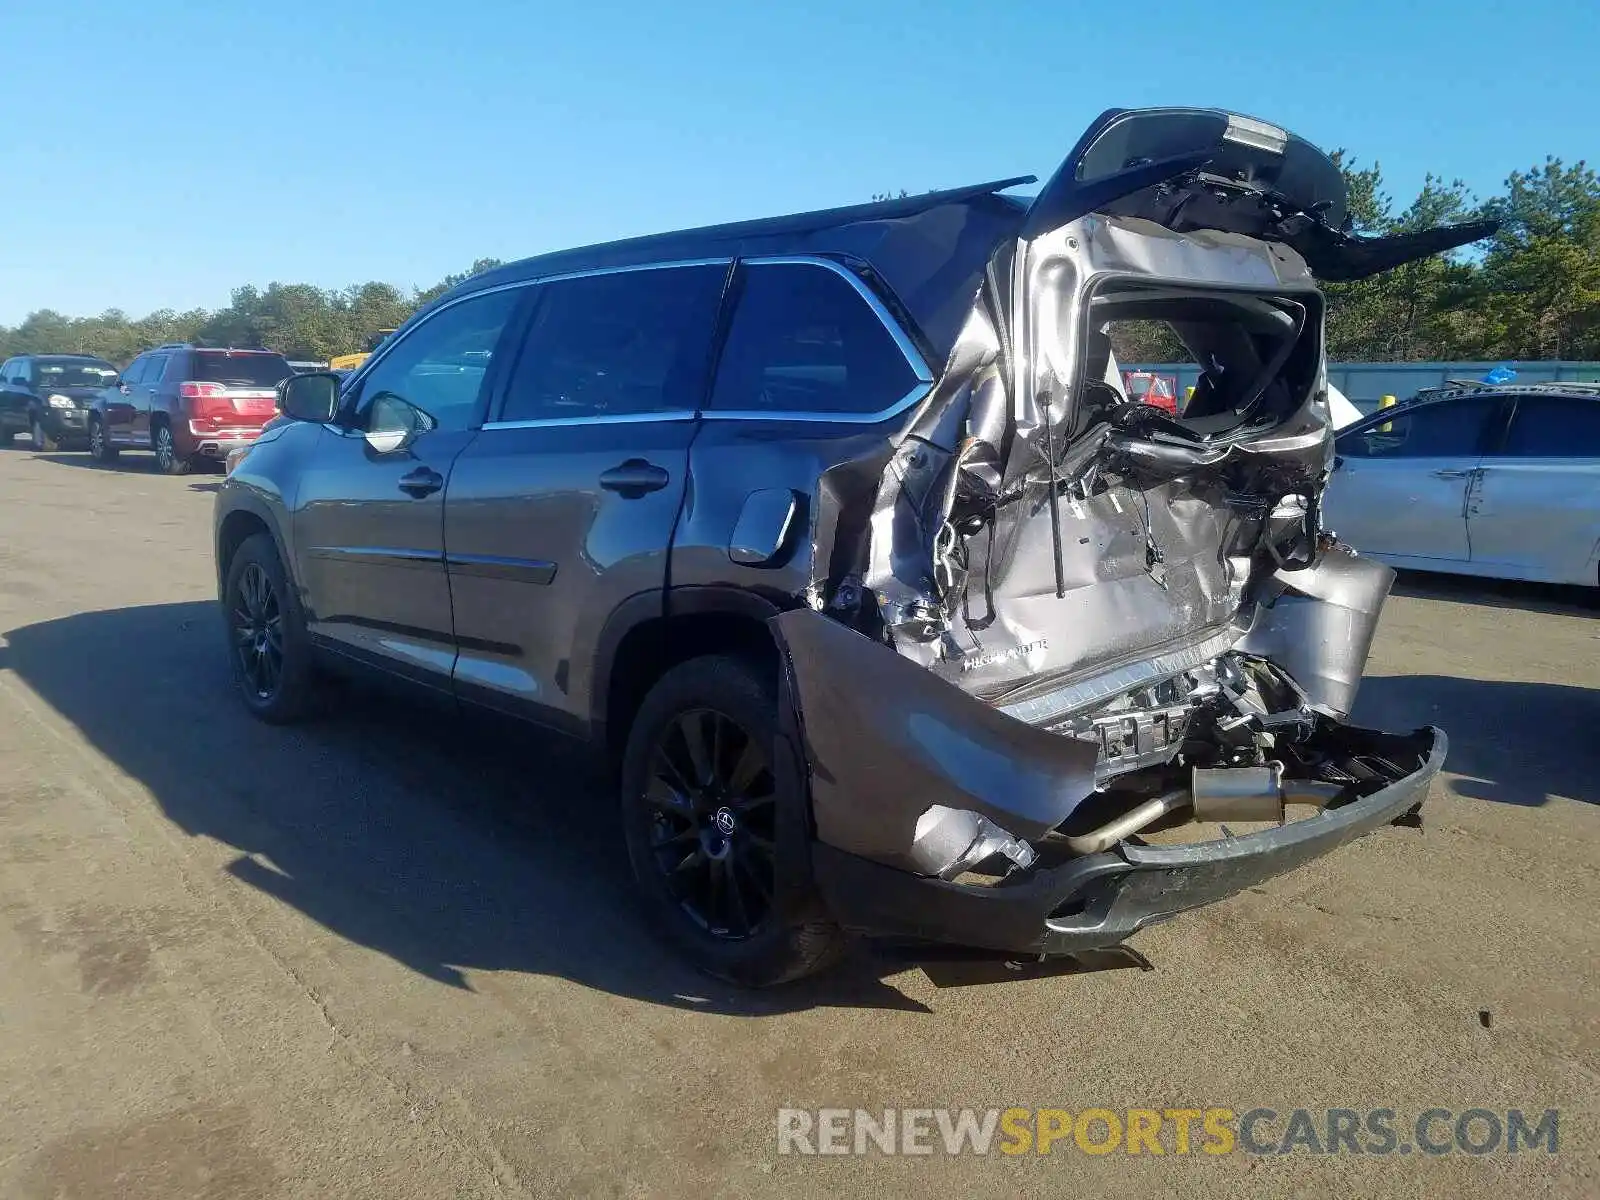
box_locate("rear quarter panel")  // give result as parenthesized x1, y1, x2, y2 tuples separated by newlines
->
(669, 417, 901, 611)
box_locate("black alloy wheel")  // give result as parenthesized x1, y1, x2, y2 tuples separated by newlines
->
(620, 654, 845, 985)
(643, 706, 777, 940)
(230, 560, 284, 703)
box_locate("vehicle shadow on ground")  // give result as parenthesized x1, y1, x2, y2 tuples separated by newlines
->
(29, 451, 154, 472)
(1391, 569, 1597, 617)
(0, 602, 1009, 1014)
(29, 452, 226, 478)
(1355, 674, 1598, 806)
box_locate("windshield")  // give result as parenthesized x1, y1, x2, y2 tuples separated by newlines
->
(190, 352, 293, 388)
(37, 360, 118, 389)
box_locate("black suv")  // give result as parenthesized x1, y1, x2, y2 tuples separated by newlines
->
(88, 344, 292, 474)
(215, 108, 1487, 985)
(0, 354, 119, 450)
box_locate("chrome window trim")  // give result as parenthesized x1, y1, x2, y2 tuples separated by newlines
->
(346, 258, 736, 393)
(700, 256, 934, 425)
(341, 278, 536, 396)
(739, 255, 934, 382)
(361, 254, 935, 430)
(484, 410, 697, 431)
(703, 381, 933, 425)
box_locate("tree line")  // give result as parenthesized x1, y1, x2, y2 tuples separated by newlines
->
(0, 259, 505, 366)
(4, 153, 1597, 368)
(1116, 155, 1600, 365)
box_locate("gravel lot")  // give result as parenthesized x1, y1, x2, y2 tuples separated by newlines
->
(0, 443, 1595, 1199)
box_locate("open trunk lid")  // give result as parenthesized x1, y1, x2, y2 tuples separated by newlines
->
(1021, 107, 1498, 281)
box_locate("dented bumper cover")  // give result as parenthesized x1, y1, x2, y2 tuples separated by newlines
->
(808, 724, 1440, 956)
(772, 607, 1443, 957)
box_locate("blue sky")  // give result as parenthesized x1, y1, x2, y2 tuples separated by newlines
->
(2, 0, 1593, 325)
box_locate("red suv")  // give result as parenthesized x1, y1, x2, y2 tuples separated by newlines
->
(89, 345, 291, 474)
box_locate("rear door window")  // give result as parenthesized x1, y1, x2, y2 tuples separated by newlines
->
(497, 264, 728, 423)
(141, 354, 170, 385)
(190, 352, 293, 388)
(707, 261, 922, 418)
(1336, 396, 1500, 459)
(1498, 395, 1600, 458)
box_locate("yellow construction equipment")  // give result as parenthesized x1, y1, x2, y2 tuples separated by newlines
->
(328, 328, 397, 372)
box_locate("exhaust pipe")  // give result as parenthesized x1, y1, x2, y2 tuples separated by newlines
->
(1065, 766, 1348, 854)
(1063, 789, 1187, 855)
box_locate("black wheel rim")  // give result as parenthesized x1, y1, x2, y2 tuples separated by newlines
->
(643, 707, 777, 940)
(230, 562, 284, 701)
(156, 427, 173, 469)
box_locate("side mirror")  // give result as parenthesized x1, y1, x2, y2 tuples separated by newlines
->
(363, 393, 433, 454)
(279, 372, 341, 423)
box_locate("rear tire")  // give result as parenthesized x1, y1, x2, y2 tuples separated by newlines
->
(619, 654, 845, 987)
(88, 417, 119, 463)
(223, 532, 316, 724)
(154, 422, 192, 475)
(31, 415, 60, 452)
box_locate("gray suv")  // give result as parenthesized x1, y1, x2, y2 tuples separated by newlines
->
(215, 108, 1490, 985)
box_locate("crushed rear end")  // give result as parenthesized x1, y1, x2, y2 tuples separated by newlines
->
(773, 108, 1491, 959)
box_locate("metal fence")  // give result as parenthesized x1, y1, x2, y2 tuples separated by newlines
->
(1122, 361, 1600, 416)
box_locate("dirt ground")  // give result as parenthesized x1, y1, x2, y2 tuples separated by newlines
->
(0, 443, 1594, 1199)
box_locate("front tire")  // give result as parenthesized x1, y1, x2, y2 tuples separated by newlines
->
(223, 532, 316, 724)
(154, 423, 192, 475)
(31, 415, 60, 452)
(619, 654, 845, 987)
(88, 417, 119, 463)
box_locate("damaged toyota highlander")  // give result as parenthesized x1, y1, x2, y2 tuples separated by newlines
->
(216, 108, 1492, 985)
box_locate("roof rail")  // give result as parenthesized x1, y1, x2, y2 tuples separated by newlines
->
(1420, 380, 1600, 403)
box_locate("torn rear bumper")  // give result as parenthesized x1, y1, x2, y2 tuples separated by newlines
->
(810, 724, 1443, 957)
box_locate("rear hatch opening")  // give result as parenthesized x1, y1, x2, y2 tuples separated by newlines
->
(1081, 280, 1325, 443)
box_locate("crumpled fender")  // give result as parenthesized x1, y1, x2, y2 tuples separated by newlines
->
(770, 608, 1098, 871)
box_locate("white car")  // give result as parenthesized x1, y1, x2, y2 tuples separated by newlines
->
(1327, 382, 1363, 429)
(1323, 383, 1600, 586)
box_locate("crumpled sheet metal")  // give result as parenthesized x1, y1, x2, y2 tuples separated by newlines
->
(861, 213, 1335, 703)
(770, 608, 1099, 869)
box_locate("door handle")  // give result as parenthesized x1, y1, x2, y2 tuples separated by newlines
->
(599, 458, 670, 498)
(398, 466, 444, 498)
(1431, 468, 1473, 479)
